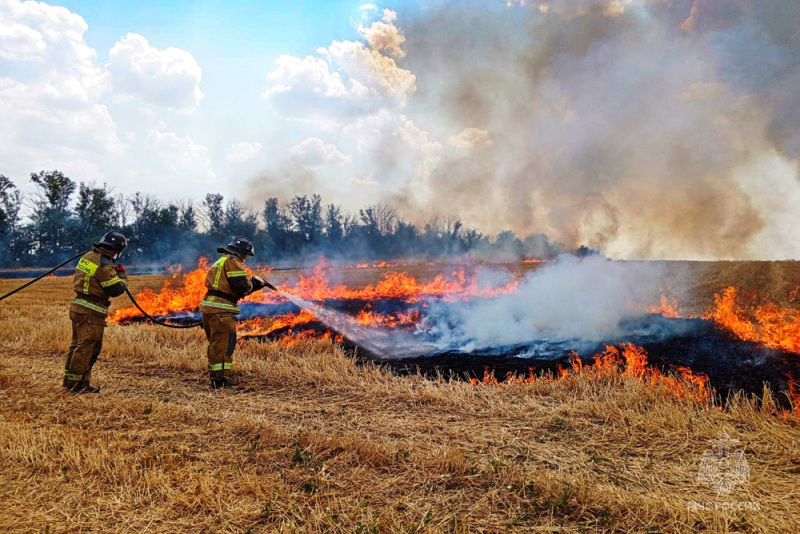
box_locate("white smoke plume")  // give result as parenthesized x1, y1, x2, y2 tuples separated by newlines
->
(424, 255, 666, 352)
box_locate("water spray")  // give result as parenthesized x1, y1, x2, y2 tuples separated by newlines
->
(261, 283, 432, 358)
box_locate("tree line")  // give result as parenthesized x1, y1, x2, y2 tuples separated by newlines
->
(0, 170, 572, 268)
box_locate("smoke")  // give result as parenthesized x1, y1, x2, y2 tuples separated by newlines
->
(246, 162, 324, 206)
(387, 0, 800, 259)
(423, 254, 666, 351)
(252, 0, 800, 259)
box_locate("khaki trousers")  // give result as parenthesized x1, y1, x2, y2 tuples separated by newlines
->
(202, 313, 236, 380)
(64, 311, 105, 386)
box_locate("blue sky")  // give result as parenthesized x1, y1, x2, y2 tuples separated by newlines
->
(1, 0, 430, 206)
(59, 1, 378, 60)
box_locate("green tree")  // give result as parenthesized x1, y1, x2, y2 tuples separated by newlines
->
(262, 197, 292, 256)
(203, 193, 224, 235)
(289, 194, 323, 244)
(222, 199, 258, 239)
(29, 170, 79, 259)
(324, 203, 344, 245)
(75, 182, 116, 242)
(0, 175, 21, 236)
(0, 175, 25, 265)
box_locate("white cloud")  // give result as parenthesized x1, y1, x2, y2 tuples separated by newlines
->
(343, 110, 442, 182)
(345, 111, 438, 152)
(381, 8, 398, 23)
(226, 141, 262, 163)
(262, 53, 377, 122)
(320, 40, 415, 104)
(0, 0, 123, 175)
(147, 129, 215, 181)
(0, 0, 107, 103)
(448, 128, 494, 150)
(359, 4, 377, 11)
(108, 33, 203, 112)
(0, 21, 46, 61)
(358, 10, 406, 58)
(263, 10, 414, 124)
(290, 137, 350, 166)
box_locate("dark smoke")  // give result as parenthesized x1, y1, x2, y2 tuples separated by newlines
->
(389, 0, 800, 259)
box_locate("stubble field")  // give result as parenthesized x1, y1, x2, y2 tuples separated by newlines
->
(0, 262, 799, 533)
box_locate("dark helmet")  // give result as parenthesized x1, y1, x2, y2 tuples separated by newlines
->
(217, 236, 255, 258)
(94, 231, 127, 255)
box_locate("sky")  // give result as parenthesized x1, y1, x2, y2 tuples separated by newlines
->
(0, 0, 425, 204)
(2, 0, 800, 259)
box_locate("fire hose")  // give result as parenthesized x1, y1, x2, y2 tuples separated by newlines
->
(121, 278, 277, 328)
(122, 286, 203, 329)
(1, 252, 277, 330)
(0, 249, 90, 302)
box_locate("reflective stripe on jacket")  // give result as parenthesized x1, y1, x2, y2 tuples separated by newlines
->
(199, 254, 253, 314)
(70, 248, 128, 316)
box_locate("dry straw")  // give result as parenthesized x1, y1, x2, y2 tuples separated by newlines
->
(0, 275, 798, 533)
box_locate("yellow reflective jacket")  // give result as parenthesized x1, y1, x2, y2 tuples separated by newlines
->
(199, 254, 254, 315)
(70, 248, 128, 316)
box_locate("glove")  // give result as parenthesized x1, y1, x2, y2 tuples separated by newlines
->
(251, 275, 266, 291)
(115, 264, 126, 273)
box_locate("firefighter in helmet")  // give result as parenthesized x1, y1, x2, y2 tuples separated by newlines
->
(200, 236, 267, 388)
(63, 231, 128, 394)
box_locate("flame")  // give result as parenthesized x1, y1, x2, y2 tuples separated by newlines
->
(354, 309, 421, 329)
(272, 261, 518, 302)
(238, 310, 317, 337)
(470, 343, 710, 403)
(112, 258, 521, 324)
(109, 258, 210, 322)
(704, 287, 800, 354)
(345, 260, 401, 269)
(108, 258, 800, 412)
(788, 376, 799, 415)
(649, 293, 681, 318)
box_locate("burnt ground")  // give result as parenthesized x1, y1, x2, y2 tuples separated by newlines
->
(241, 315, 798, 406)
(123, 298, 800, 406)
(113, 260, 800, 406)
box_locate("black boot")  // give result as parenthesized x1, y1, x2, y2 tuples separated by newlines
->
(63, 377, 82, 391)
(70, 381, 101, 394)
(211, 377, 229, 389)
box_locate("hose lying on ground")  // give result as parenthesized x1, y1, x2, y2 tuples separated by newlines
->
(123, 286, 203, 329)
(122, 279, 279, 329)
(1, 252, 278, 330)
(0, 250, 90, 302)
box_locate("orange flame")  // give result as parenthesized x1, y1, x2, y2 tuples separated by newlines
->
(470, 343, 710, 403)
(649, 293, 681, 318)
(704, 287, 800, 354)
(238, 310, 317, 337)
(354, 309, 421, 329)
(109, 258, 210, 322)
(111, 258, 521, 323)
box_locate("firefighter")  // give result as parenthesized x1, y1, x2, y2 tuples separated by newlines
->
(63, 231, 128, 394)
(200, 236, 267, 388)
